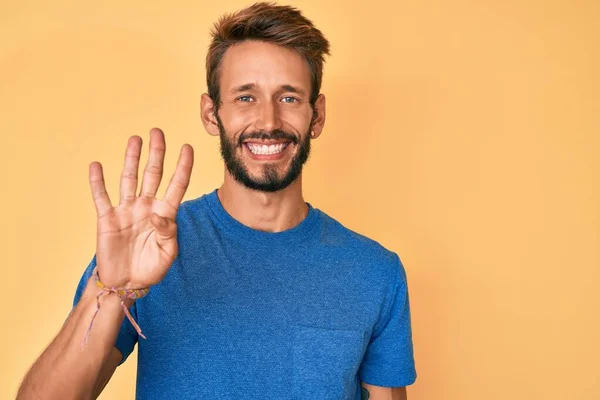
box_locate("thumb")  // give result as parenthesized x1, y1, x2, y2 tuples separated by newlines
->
(150, 213, 176, 240)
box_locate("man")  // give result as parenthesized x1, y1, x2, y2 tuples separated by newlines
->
(17, 2, 416, 399)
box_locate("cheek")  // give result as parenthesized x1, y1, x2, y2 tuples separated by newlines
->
(219, 108, 254, 137)
(280, 107, 313, 132)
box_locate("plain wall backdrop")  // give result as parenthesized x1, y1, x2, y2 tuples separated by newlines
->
(1, 0, 598, 399)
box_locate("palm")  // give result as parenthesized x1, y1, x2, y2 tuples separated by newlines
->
(90, 128, 194, 289)
(96, 198, 176, 288)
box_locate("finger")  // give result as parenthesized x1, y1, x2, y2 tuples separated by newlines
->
(119, 136, 143, 205)
(150, 213, 178, 258)
(162, 144, 194, 211)
(139, 128, 166, 198)
(89, 162, 113, 217)
(150, 212, 177, 241)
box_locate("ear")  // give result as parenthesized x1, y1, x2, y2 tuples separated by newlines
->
(200, 93, 220, 136)
(310, 94, 326, 139)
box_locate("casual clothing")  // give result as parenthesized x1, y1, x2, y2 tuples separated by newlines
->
(72, 190, 416, 399)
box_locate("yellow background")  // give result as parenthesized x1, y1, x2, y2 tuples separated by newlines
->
(1, 0, 598, 399)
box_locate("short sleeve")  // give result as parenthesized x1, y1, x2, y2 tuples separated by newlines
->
(71, 254, 139, 366)
(358, 253, 417, 386)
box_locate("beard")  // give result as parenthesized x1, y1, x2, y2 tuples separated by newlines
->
(216, 113, 312, 193)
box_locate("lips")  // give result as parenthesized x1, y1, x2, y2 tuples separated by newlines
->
(244, 141, 291, 155)
(239, 130, 298, 159)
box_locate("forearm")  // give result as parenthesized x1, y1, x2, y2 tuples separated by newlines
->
(17, 276, 131, 400)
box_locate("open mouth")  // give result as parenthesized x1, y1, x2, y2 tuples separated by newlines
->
(243, 141, 292, 156)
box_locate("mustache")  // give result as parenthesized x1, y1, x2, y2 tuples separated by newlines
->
(238, 130, 299, 146)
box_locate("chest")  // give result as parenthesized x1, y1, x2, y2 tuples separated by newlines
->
(133, 250, 382, 399)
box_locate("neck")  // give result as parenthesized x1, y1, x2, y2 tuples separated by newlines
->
(217, 170, 309, 233)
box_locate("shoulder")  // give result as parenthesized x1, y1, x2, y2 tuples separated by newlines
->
(177, 194, 207, 214)
(315, 208, 405, 282)
(174, 193, 212, 223)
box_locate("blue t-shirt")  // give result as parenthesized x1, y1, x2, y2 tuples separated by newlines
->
(72, 190, 416, 399)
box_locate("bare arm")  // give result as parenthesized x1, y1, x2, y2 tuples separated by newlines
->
(18, 128, 193, 399)
(16, 277, 132, 399)
(93, 347, 123, 398)
(361, 382, 407, 400)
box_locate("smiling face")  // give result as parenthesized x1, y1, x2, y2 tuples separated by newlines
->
(202, 40, 326, 193)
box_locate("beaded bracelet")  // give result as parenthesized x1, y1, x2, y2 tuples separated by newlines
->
(81, 267, 150, 349)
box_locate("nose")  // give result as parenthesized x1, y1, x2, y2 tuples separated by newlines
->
(255, 100, 283, 132)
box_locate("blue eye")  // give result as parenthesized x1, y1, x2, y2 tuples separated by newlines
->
(281, 96, 299, 103)
(238, 95, 253, 102)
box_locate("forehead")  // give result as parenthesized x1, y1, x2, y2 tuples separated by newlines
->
(219, 40, 311, 92)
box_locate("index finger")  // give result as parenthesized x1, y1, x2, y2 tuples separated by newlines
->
(89, 161, 113, 217)
(162, 143, 194, 211)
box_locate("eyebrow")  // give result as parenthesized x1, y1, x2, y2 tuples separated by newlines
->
(231, 83, 256, 93)
(230, 83, 307, 96)
(281, 84, 306, 96)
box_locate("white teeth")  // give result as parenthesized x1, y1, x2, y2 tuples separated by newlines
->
(247, 143, 287, 155)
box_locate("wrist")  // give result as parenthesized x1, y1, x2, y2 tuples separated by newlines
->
(82, 275, 134, 308)
(95, 267, 132, 289)
(79, 271, 146, 348)
(83, 273, 138, 308)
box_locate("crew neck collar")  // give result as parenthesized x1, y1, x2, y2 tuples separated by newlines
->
(203, 189, 320, 245)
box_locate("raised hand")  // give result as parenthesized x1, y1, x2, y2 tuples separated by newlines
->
(88, 127, 194, 289)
